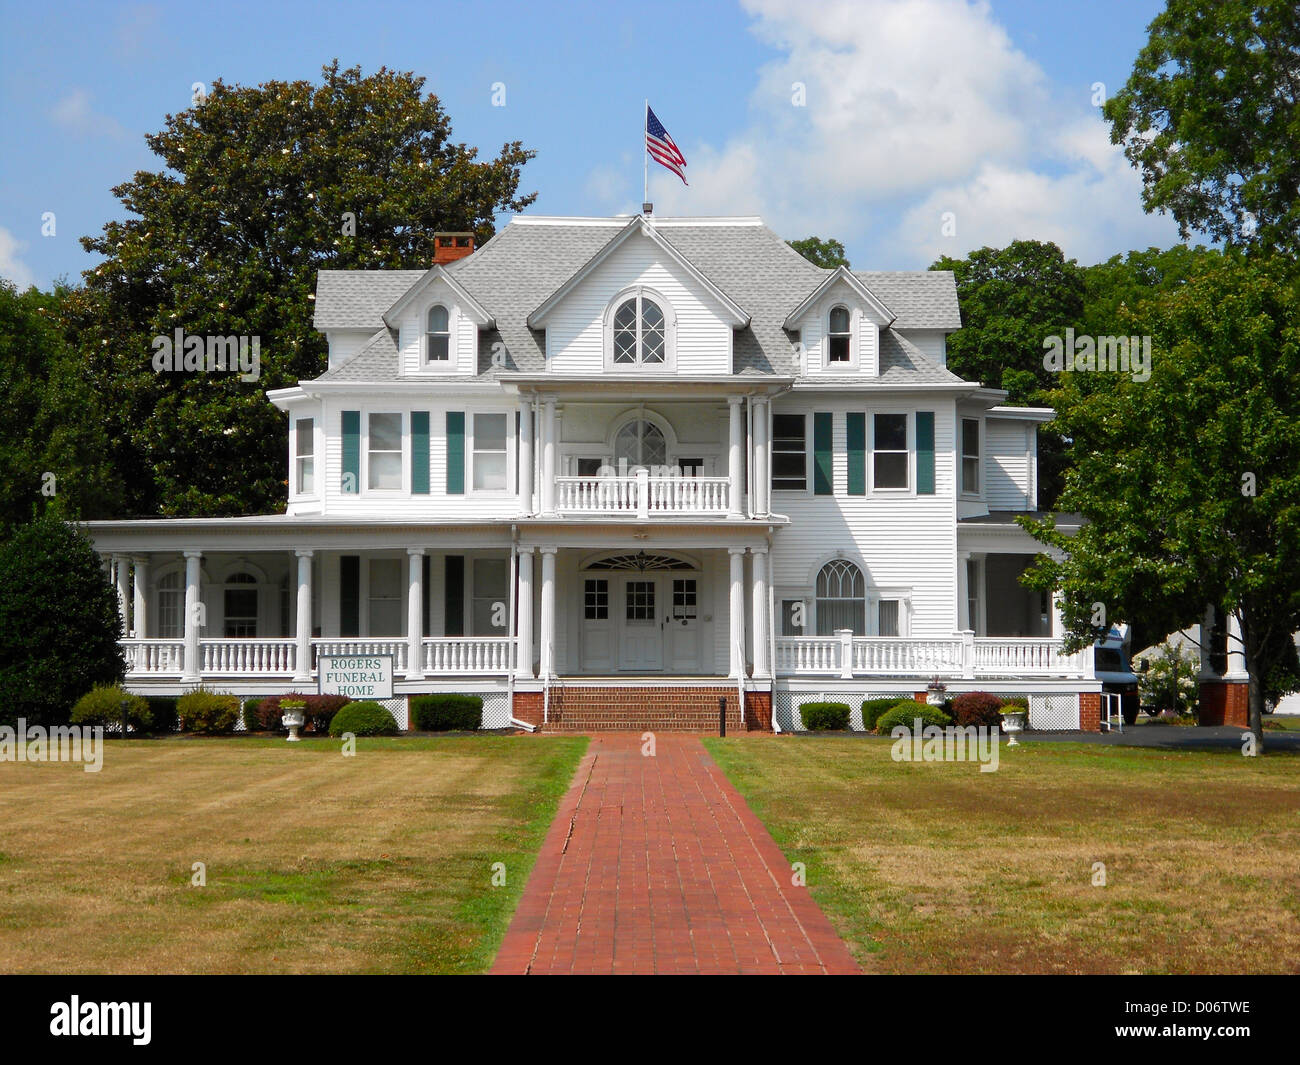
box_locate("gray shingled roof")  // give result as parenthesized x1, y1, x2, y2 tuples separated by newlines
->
(309, 218, 963, 384)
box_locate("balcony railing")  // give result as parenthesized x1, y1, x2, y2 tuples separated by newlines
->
(774, 634, 1092, 679)
(554, 472, 731, 517)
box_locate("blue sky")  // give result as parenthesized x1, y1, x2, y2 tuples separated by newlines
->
(0, 0, 1180, 290)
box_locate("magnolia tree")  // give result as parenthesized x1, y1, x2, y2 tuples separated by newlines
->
(1021, 254, 1300, 749)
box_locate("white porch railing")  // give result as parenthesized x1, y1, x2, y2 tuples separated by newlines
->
(554, 473, 730, 517)
(120, 637, 516, 678)
(774, 634, 1090, 679)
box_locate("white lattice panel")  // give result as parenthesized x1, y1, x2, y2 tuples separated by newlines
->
(1029, 693, 1079, 730)
(378, 697, 408, 730)
(480, 692, 511, 729)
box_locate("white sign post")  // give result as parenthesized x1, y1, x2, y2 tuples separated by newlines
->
(318, 654, 394, 700)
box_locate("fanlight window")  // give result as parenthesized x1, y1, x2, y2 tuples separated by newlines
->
(828, 305, 851, 363)
(587, 553, 692, 571)
(426, 304, 450, 362)
(815, 559, 866, 636)
(612, 295, 666, 365)
(614, 419, 666, 469)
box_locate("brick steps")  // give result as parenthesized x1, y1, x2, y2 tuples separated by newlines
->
(514, 685, 748, 733)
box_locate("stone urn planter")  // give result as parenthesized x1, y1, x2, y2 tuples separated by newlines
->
(280, 699, 307, 742)
(1000, 707, 1027, 747)
(925, 677, 948, 708)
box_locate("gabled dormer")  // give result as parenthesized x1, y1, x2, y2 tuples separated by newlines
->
(784, 267, 896, 377)
(383, 265, 495, 377)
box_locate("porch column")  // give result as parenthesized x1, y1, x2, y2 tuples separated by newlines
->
(518, 398, 534, 515)
(752, 397, 769, 517)
(406, 548, 425, 679)
(727, 395, 744, 519)
(516, 547, 535, 679)
(1050, 590, 1065, 640)
(957, 550, 971, 632)
(113, 554, 130, 636)
(181, 550, 203, 682)
(540, 397, 557, 515)
(293, 550, 314, 682)
(131, 556, 150, 638)
(1198, 604, 1218, 678)
(729, 547, 747, 678)
(1225, 608, 1248, 679)
(539, 546, 557, 678)
(751, 545, 770, 678)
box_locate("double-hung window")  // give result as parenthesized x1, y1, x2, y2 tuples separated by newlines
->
(961, 418, 980, 494)
(472, 413, 508, 491)
(772, 413, 808, 491)
(873, 413, 908, 490)
(367, 413, 402, 490)
(295, 418, 315, 494)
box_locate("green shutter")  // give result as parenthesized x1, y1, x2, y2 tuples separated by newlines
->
(445, 555, 464, 636)
(846, 412, 866, 496)
(813, 412, 833, 495)
(411, 411, 430, 494)
(446, 411, 465, 494)
(340, 555, 360, 636)
(917, 411, 935, 495)
(341, 411, 360, 494)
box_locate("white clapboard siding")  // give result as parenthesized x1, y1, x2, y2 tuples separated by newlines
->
(326, 329, 377, 369)
(544, 232, 733, 374)
(896, 329, 948, 366)
(984, 418, 1033, 510)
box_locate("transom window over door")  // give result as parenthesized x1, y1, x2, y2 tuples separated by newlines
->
(615, 419, 666, 469)
(611, 293, 667, 366)
(816, 559, 866, 635)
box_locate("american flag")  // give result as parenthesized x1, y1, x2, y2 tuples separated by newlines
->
(646, 105, 688, 186)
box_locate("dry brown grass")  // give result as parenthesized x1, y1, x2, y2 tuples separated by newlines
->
(703, 736, 1300, 974)
(0, 736, 586, 974)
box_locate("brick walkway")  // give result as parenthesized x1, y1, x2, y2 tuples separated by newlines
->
(491, 734, 860, 975)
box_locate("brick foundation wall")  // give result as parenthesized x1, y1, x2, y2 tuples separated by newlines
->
(1079, 692, 1101, 732)
(913, 691, 928, 703)
(744, 690, 772, 731)
(511, 691, 543, 729)
(1199, 680, 1249, 728)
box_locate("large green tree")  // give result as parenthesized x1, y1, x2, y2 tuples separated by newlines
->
(931, 240, 1087, 506)
(1105, 0, 1300, 255)
(0, 517, 125, 727)
(1021, 254, 1300, 746)
(0, 282, 122, 539)
(788, 236, 850, 268)
(77, 61, 536, 517)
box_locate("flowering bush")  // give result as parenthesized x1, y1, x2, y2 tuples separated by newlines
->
(1136, 642, 1199, 717)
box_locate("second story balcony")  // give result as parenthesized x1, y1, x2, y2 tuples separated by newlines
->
(553, 470, 732, 518)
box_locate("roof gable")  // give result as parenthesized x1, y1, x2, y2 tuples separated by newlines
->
(783, 266, 896, 329)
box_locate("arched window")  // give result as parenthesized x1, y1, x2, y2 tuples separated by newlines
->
(615, 419, 667, 469)
(828, 305, 851, 363)
(224, 572, 258, 638)
(816, 559, 865, 635)
(612, 294, 666, 366)
(426, 305, 450, 362)
(157, 571, 183, 639)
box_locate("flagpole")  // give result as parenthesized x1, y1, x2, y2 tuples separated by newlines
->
(643, 98, 649, 207)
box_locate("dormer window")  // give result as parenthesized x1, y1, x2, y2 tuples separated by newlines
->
(828, 305, 851, 363)
(426, 305, 450, 362)
(605, 288, 677, 370)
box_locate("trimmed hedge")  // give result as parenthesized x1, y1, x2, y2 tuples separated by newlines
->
(70, 684, 152, 731)
(799, 701, 851, 731)
(177, 689, 240, 734)
(257, 693, 350, 734)
(861, 697, 915, 731)
(328, 701, 399, 738)
(952, 691, 1005, 728)
(411, 694, 482, 732)
(876, 702, 952, 733)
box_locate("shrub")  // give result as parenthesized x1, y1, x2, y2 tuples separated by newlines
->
(411, 694, 482, 732)
(861, 697, 912, 731)
(0, 516, 124, 728)
(952, 692, 1005, 728)
(70, 684, 152, 731)
(799, 701, 851, 731)
(329, 701, 399, 737)
(876, 702, 952, 733)
(257, 693, 349, 734)
(1000, 696, 1029, 711)
(145, 696, 179, 734)
(241, 698, 262, 732)
(177, 688, 240, 734)
(1136, 642, 1199, 716)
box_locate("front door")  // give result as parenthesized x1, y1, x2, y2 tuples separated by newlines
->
(666, 577, 700, 673)
(619, 576, 663, 671)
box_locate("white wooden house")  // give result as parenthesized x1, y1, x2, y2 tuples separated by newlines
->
(86, 213, 1103, 731)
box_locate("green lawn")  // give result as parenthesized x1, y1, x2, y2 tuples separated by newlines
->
(0, 736, 586, 974)
(704, 735, 1300, 974)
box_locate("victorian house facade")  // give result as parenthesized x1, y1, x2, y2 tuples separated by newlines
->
(86, 213, 1106, 731)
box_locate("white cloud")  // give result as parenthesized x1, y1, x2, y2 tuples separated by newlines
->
(611, 0, 1181, 265)
(0, 227, 36, 289)
(50, 88, 126, 139)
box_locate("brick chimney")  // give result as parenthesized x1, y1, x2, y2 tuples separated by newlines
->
(433, 232, 475, 264)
